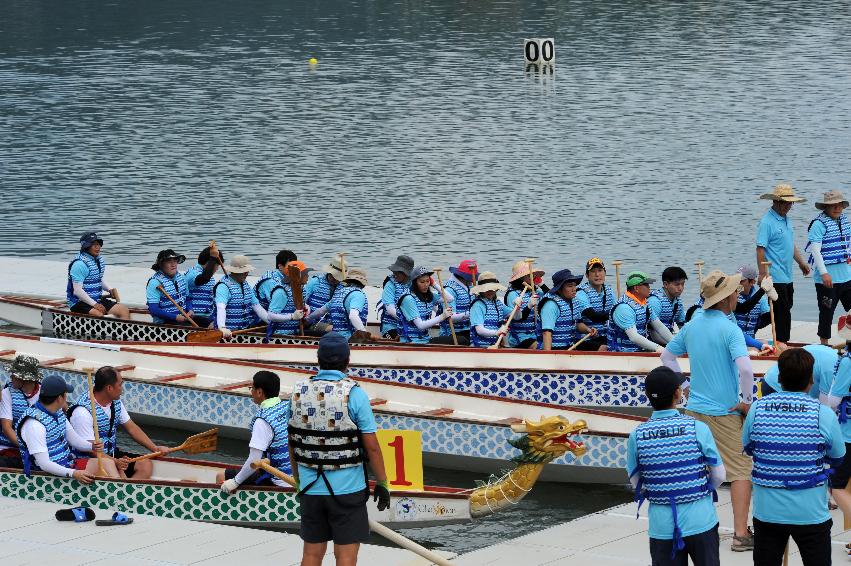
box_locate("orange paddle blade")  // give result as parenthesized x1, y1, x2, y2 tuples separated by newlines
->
(185, 329, 224, 343)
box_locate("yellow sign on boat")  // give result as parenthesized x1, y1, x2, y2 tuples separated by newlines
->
(376, 429, 424, 492)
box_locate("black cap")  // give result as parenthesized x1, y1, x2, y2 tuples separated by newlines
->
(40, 375, 74, 397)
(152, 249, 187, 270)
(317, 332, 350, 364)
(645, 366, 686, 402)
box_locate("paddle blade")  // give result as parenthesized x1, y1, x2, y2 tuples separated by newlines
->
(182, 428, 219, 455)
(287, 264, 304, 308)
(185, 329, 224, 343)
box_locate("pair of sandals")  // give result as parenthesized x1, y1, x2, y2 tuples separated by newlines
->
(55, 506, 133, 526)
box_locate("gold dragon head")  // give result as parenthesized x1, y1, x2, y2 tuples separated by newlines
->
(508, 415, 588, 464)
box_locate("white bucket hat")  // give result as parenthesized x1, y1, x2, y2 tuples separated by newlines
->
(227, 255, 255, 274)
(322, 254, 345, 282)
(700, 270, 743, 308)
(815, 189, 849, 210)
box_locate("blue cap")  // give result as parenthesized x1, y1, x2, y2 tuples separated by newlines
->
(79, 231, 103, 250)
(318, 332, 350, 364)
(40, 375, 74, 397)
(551, 269, 583, 293)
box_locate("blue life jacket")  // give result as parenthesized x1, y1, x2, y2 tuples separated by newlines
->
(578, 282, 615, 337)
(378, 276, 409, 334)
(470, 297, 506, 348)
(634, 414, 714, 555)
(251, 400, 292, 476)
(268, 284, 300, 336)
(504, 287, 539, 344)
(650, 289, 682, 333)
(68, 391, 122, 457)
(834, 353, 851, 425)
(148, 271, 189, 324)
(735, 287, 763, 338)
(398, 290, 441, 344)
(185, 264, 216, 317)
(66, 252, 105, 308)
(17, 403, 74, 477)
(328, 286, 368, 339)
(306, 275, 335, 312)
(0, 384, 33, 448)
(213, 276, 255, 330)
(806, 213, 851, 266)
(745, 392, 832, 489)
(607, 295, 651, 352)
(254, 269, 285, 311)
(535, 294, 581, 349)
(441, 279, 471, 335)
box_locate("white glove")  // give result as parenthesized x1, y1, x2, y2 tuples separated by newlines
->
(513, 296, 523, 307)
(291, 309, 305, 321)
(528, 294, 539, 309)
(221, 328, 233, 339)
(221, 479, 239, 494)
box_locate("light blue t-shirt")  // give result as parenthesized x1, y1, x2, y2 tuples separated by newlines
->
(470, 299, 513, 328)
(666, 309, 749, 416)
(761, 344, 837, 398)
(743, 394, 845, 525)
(538, 293, 590, 331)
(256, 274, 282, 306)
(289, 370, 378, 496)
(145, 277, 164, 304)
(381, 278, 398, 311)
(756, 208, 796, 284)
(69, 260, 93, 283)
(627, 410, 721, 539)
(647, 293, 686, 327)
(829, 354, 851, 443)
(612, 297, 658, 332)
(808, 218, 851, 283)
(267, 286, 289, 314)
(214, 281, 259, 306)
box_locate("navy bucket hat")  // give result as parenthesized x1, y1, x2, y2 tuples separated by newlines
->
(551, 269, 583, 294)
(79, 231, 103, 250)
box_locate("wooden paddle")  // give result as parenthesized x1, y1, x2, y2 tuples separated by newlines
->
(84, 368, 107, 477)
(612, 260, 623, 297)
(250, 459, 454, 566)
(185, 325, 267, 343)
(525, 257, 537, 322)
(695, 260, 705, 283)
(128, 428, 218, 463)
(489, 284, 532, 350)
(209, 240, 228, 276)
(761, 261, 778, 348)
(157, 285, 200, 328)
(433, 268, 457, 346)
(567, 332, 593, 351)
(287, 263, 306, 335)
(338, 252, 348, 281)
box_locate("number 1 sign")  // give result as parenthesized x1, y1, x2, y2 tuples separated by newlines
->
(376, 429, 425, 492)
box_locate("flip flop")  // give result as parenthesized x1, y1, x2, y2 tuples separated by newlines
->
(95, 511, 133, 526)
(55, 507, 95, 522)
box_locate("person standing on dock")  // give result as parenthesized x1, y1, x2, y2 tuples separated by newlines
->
(213, 255, 270, 339)
(536, 269, 591, 351)
(219, 370, 291, 492)
(305, 268, 370, 340)
(377, 254, 415, 339)
(287, 332, 390, 566)
(756, 183, 811, 351)
(577, 257, 615, 351)
(505, 260, 545, 349)
(628, 366, 725, 566)
(68, 366, 169, 480)
(608, 271, 672, 352)
(0, 356, 43, 468)
(806, 190, 851, 345)
(66, 231, 131, 320)
(647, 266, 688, 337)
(743, 348, 843, 565)
(184, 245, 224, 325)
(395, 266, 456, 345)
(661, 270, 756, 552)
(440, 259, 477, 342)
(304, 254, 344, 333)
(146, 249, 203, 326)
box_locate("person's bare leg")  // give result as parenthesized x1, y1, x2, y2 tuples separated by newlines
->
(333, 543, 360, 566)
(85, 456, 121, 478)
(731, 479, 752, 537)
(832, 486, 851, 523)
(108, 303, 131, 320)
(215, 470, 225, 483)
(131, 459, 153, 479)
(302, 542, 327, 566)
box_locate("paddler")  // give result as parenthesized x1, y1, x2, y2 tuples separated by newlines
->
(305, 268, 369, 340)
(396, 266, 456, 345)
(287, 333, 390, 565)
(469, 271, 524, 348)
(265, 260, 310, 337)
(537, 269, 594, 351)
(146, 249, 204, 326)
(647, 266, 688, 336)
(377, 254, 415, 339)
(17, 374, 114, 483)
(184, 245, 224, 325)
(254, 250, 299, 311)
(732, 266, 773, 340)
(577, 258, 615, 351)
(505, 261, 546, 349)
(607, 271, 672, 352)
(806, 190, 851, 345)
(214, 255, 270, 339)
(68, 366, 168, 480)
(219, 370, 291, 492)
(304, 254, 344, 333)
(66, 231, 130, 320)
(756, 183, 811, 351)
(440, 259, 477, 342)
(760, 344, 837, 400)
(0, 356, 42, 468)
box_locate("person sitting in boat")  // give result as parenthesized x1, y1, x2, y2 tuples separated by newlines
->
(504, 261, 546, 349)
(470, 271, 525, 348)
(439, 259, 477, 342)
(305, 268, 369, 340)
(184, 245, 224, 326)
(537, 269, 595, 351)
(607, 271, 673, 353)
(266, 260, 310, 337)
(0, 356, 42, 468)
(254, 250, 299, 311)
(17, 374, 115, 483)
(397, 266, 456, 345)
(146, 249, 204, 326)
(68, 366, 168, 480)
(733, 265, 774, 340)
(378, 254, 415, 339)
(304, 254, 344, 333)
(214, 255, 270, 339)
(219, 370, 291, 493)
(647, 266, 688, 340)
(576, 258, 615, 351)
(287, 333, 390, 565)
(66, 231, 131, 320)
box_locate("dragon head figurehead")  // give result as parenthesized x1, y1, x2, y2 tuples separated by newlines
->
(508, 415, 588, 464)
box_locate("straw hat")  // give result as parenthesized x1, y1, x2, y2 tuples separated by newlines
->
(344, 267, 368, 288)
(700, 270, 743, 308)
(227, 255, 255, 274)
(323, 254, 345, 282)
(815, 189, 849, 210)
(509, 260, 545, 283)
(471, 271, 506, 294)
(759, 183, 805, 203)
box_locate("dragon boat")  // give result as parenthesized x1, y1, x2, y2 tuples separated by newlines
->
(0, 332, 641, 483)
(0, 417, 586, 528)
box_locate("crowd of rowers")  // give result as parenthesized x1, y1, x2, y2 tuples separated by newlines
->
(64, 231, 785, 353)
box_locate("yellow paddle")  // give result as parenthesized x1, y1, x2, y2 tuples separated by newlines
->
(127, 428, 218, 463)
(433, 268, 458, 346)
(84, 368, 107, 477)
(156, 285, 200, 328)
(761, 261, 778, 348)
(612, 260, 623, 297)
(489, 284, 532, 350)
(525, 258, 537, 323)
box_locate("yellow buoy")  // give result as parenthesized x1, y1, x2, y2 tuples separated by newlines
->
(308, 57, 318, 65)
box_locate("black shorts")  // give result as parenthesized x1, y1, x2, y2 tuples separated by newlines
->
(0, 448, 22, 469)
(70, 297, 118, 315)
(300, 489, 370, 545)
(223, 467, 275, 486)
(830, 443, 851, 489)
(114, 449, 139, 478)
